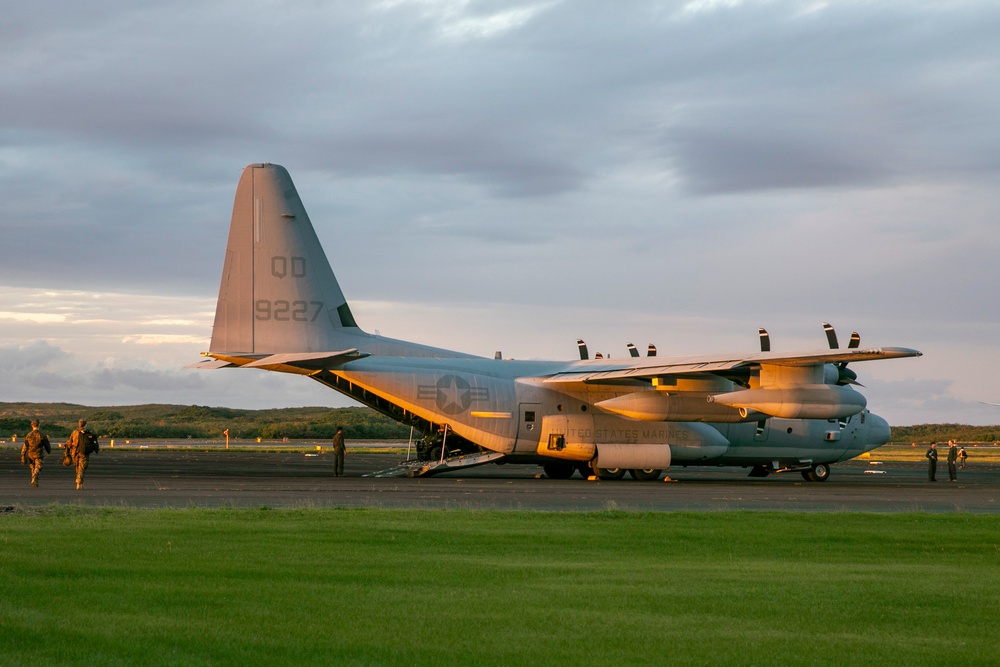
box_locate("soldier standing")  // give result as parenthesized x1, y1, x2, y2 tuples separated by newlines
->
(925, 442, 938, 482)
(65, 419, 100, 490)
(19, 420, 51, 488)
(332, 426, 346, 477)
(947, 440, 959, 481)
(959, 445, 968, 469)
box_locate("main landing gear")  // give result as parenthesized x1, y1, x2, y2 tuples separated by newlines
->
(801, 463, 830, 482)
(541, 462, 662, 481)
(747, 462, 832, 481)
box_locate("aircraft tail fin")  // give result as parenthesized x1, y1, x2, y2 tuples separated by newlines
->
(210, 163, 361, 355)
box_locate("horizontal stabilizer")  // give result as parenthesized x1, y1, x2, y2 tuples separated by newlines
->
(186, 359, 237, 370)
(243, 349, 368, 371)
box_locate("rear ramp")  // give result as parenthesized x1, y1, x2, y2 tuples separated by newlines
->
(366, 451, 506, 478)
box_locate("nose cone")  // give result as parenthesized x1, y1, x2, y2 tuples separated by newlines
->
(866, 412, 891, 448)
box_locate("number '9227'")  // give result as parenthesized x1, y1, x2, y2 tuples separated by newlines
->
(254, 300, 324, 321)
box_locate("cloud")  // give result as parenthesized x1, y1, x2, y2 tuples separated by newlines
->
(0, 340, 70, 372)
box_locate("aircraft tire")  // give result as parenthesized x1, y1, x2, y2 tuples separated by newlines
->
(594, 467, 626, 480)
(628, 468, 661, 481)
(543, 462, 576, 479)
(428, 445, 443, 462)
(804, 463, 831, 482)
(748, 464, 770, 478)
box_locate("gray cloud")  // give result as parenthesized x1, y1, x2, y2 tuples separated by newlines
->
(0, 341, 70, 372)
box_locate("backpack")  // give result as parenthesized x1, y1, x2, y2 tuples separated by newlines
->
(84, 431, 100, 455)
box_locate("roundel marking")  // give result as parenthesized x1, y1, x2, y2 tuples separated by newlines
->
(436, 375, 472, 415)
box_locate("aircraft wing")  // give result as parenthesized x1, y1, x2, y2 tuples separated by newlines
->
(543, 347, 922, 384)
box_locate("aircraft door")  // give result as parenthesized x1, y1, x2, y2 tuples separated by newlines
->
(513, 403, 542, 453)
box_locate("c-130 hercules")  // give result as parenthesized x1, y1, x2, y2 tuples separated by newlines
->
(192, 163, 921, 481)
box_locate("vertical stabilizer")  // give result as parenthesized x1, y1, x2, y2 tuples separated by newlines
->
(210, 163, 360, 355)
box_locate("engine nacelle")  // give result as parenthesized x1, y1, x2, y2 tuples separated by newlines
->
(707, 384, 867, 419)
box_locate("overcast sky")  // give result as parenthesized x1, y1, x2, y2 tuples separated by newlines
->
(2, 0, 999, 426)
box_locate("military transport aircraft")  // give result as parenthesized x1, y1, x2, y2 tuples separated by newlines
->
(191, 163, 921, 481)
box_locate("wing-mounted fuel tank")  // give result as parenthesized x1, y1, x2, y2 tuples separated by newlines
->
(708, 363, 867, 420)
(595, 375, 760, 423)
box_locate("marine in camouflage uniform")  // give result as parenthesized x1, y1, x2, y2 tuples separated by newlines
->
(65, 419, 99, 490)
(19, 419, 51, 488)
(332, 426, 346, 477)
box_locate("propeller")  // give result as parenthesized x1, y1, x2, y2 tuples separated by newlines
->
(758, 328, 770, 352)
(577, 339, 589, 360)
(625, 343, 657, 358)
(822, 322, 861, 385)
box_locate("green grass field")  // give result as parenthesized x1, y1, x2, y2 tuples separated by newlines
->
(2, 509, 997, 666)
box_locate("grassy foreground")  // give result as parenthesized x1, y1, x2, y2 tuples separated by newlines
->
(2, 509, 998, 666)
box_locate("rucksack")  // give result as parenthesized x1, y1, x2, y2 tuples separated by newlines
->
(84, 431, 100, 455)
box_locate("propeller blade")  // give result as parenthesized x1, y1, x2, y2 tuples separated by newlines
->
(848, 332, 860, 349)
(758, 328, 770, 353)
(627, 343, 640, 358)
(839, 367, 861, 385)
(577, 339, 589, 361)
(823, 322, 839, 349)
(647, 344, 657, 357)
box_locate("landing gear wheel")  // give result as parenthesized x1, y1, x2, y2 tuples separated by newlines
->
(748, 464, 770, 478)
(428, 445, 443, 462)
(594, 467, 626, 480)
(543, 462, 576, 479)
(803, 463, 830, 482)
(629, 468, 661, 481)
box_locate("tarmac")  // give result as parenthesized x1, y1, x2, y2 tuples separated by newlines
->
(2, 448, 998, 512)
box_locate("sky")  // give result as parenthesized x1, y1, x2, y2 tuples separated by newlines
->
(2, 0, 999, 426)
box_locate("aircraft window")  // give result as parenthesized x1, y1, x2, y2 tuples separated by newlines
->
(525, 411, 535, 422)
(557, 404, 564, 412)
(580, 405, 588, 412)
(787, 427, 793, 434)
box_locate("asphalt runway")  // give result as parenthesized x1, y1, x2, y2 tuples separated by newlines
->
(2, 449, 998, 512)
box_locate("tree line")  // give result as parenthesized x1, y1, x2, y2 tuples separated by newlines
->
(888, 423, 1000, 444)
(0, 403, 411, 441)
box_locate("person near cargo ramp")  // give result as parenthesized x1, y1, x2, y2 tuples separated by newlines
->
(64, 419, 100, 490)
(20, 419, 51, 488)
(332, 426, 346, 477)
(925, 442, 938, 482)
(947, 440, 959, 481)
